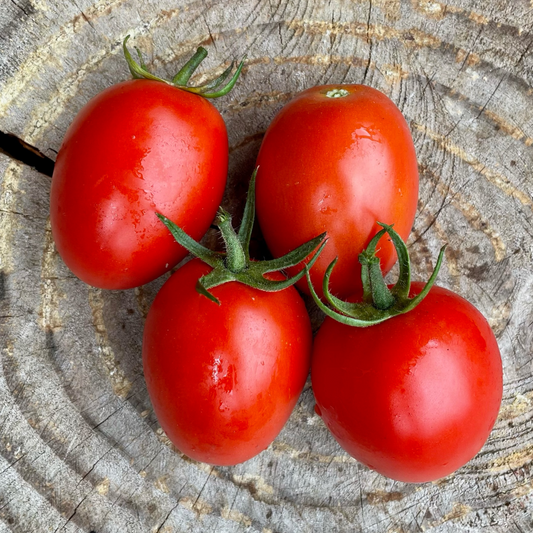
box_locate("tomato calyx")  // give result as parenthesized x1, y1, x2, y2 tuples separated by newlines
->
(158, 169, 327, 305)
(306, 224, 446, 326)
(123, 36, 245, 98)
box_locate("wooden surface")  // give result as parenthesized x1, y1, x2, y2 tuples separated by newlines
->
(1, 0, 533, 531)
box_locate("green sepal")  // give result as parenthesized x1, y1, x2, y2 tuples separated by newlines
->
(307, 223, 446, 327)
(195, 269, 236, 305)
(123, 36, 168, 83)
(135, 46, 148, 71)
(384, 222, 412, 300)
(359, 231, 380, 301)
(197, 61, 235, 92)
(200, 58, 245, 98)
(158, 169, 327, 304)
(237, 167, 257, 261)
(123, 35, 245, 99)
(155, 214, 223, 269)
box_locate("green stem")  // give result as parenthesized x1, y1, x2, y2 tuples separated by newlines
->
(172, 47, 208, 85)
(215, 210, 247, 273)
(360, 252, 394, 310)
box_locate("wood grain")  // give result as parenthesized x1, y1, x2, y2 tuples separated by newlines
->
(1, 0, 533, 531)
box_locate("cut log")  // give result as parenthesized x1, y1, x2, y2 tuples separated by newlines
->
(1, 1, 532, 531)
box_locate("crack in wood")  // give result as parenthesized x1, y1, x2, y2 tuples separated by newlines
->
(8, 0, 34, 18)
(0, 131, 54, 178)
(363, 0, 373, 83)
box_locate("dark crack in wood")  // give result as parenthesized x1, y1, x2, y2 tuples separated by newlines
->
(0, 131, 54, 177)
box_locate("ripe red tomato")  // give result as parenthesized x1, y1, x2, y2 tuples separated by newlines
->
(50, 80, 227, 289)
(311, 282, 503, 483)
(255, 84, 418, 299)
(142, 258, 312, 465)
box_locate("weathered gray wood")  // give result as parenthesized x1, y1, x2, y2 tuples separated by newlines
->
(1, 0, 533, 531)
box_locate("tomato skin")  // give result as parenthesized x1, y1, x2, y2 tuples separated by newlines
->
(142, 259, 312, 465)
(255, 84, 418, 299)
(50, 80, 227, 289)
(311, 282, 503, 483)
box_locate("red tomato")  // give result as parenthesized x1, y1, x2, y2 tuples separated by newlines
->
(142, 259, 312, 465)
(255, 84, 418, 299)
(312, 282, 503, 483)
(50, 80, 227, 289)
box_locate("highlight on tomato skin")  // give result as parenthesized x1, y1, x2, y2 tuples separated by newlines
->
(255, 83, 419, 301)
(142, 259, 313, 466)
(311, 282, 503, 483)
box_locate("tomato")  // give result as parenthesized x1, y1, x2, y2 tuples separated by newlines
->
(50, 79, 227, 289)
(311, 282, 503, 483)
(255, 84, 419, 299)
(142, 258, 312, 465)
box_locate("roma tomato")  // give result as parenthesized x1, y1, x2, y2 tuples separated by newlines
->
(142, 259, 312, 465)
(311, 282, 503, 483)
(256, 84, 418, 299)
(50, 79, 227, 289)
(142, 171, 323, 465)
